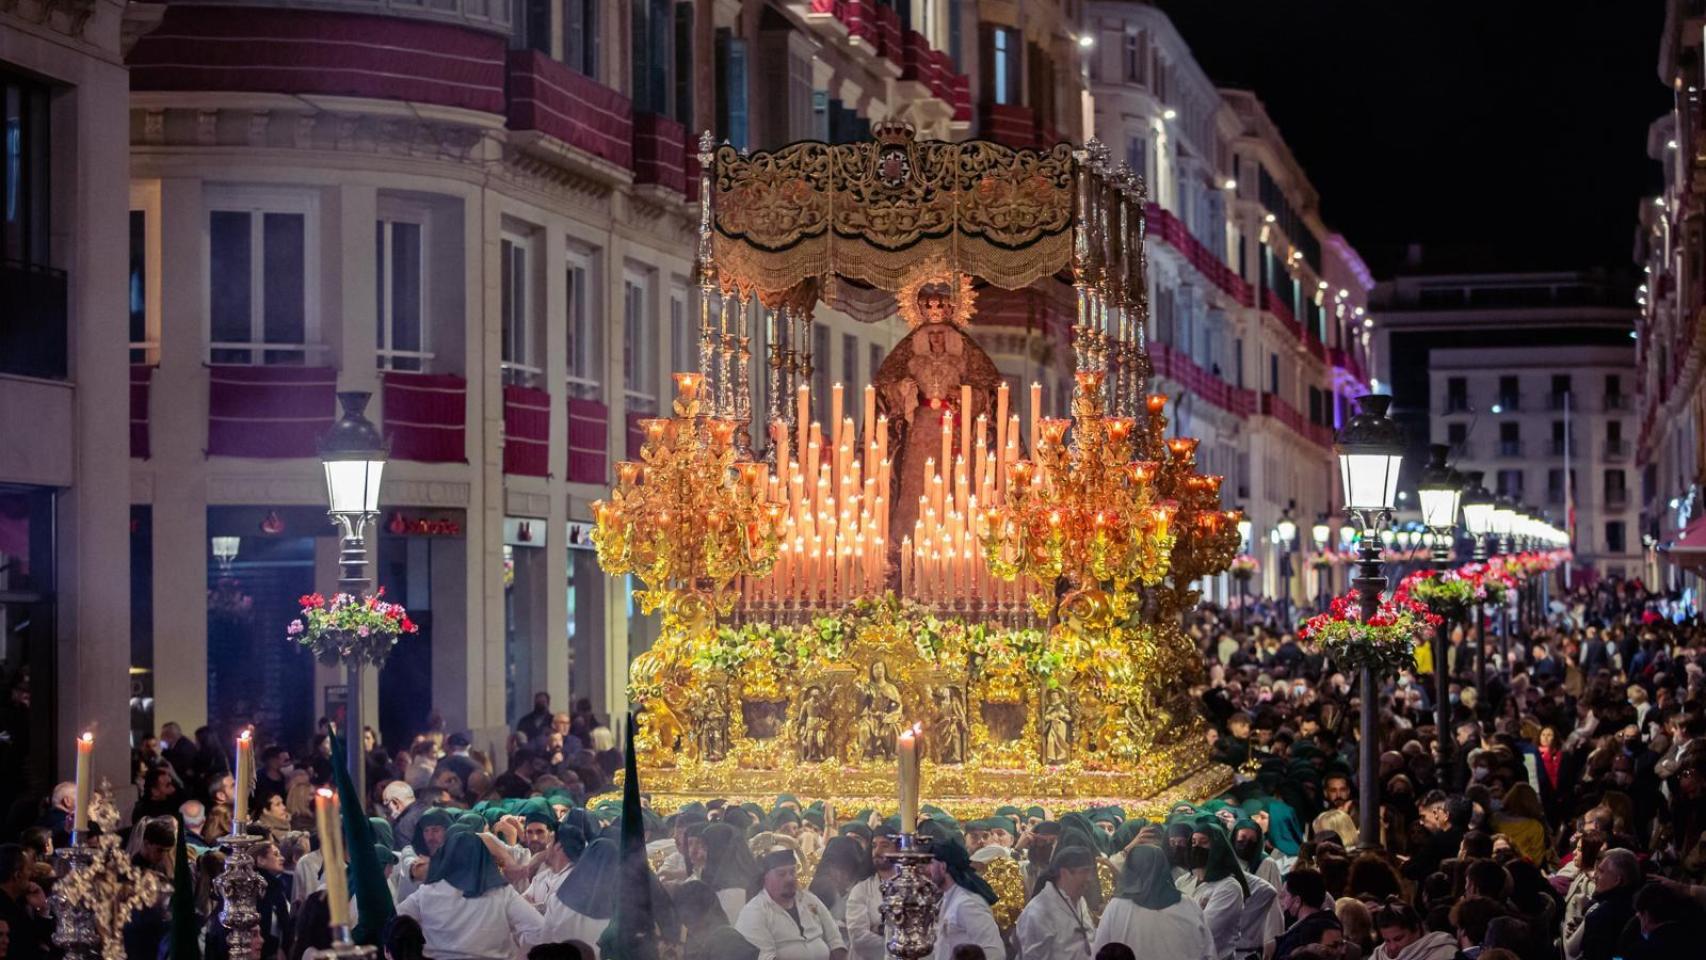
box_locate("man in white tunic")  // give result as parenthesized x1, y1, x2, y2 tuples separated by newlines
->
(843, 835, 896, 960)
(735, 849, 847, 960)
(1189, 823, 1250, 960)
(927, 833, 1007, 960)
(523, 823, 584, 908)
(1014, 845, 1096, 960)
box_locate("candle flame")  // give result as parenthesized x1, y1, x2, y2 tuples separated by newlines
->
(80, 731, 94, 743)
(317, 787, 335, 799)
(238, 729, 252, 742)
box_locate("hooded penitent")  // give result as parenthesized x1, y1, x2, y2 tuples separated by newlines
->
(1115, 844, 1182, 909)
(557, 837, 620, 919)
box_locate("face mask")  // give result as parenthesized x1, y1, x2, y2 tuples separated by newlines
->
(1190, 846, 1211, 869)
(1449, 692, 1460, 704)
(279, 763, 296, 778)
(1235, 840, 1262, 862)
(1169, 843, 1190, 868)
(1472, 767, 1490, 781)
(1398, 676, 1411, 689)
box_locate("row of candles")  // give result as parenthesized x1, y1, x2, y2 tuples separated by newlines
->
(731, 378, 1049, 609)
(70, 729, 353, 928)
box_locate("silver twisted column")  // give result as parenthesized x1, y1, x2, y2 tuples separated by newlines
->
(216, 832, 269, 956)
(879, 833, 941, 960)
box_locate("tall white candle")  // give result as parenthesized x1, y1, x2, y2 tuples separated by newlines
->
(73, 732, 93, 836)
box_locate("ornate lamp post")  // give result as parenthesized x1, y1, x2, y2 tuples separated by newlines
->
(1416, 444, 1463, 783)
(319, 391, 388, 805)
(1491, 497, 1518, 674)
(1460, 473, 1495, 698)
(1276, 505, 1298, 629)
(1334, 394, 1405, 850)
(1312, 517, 1332, 610)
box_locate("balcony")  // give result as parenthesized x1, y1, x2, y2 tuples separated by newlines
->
(503, 384, 550, 477)
(1547, 487, 1565, 505)
(1443, 395, 1471, 414)
(382, 371, 467, 463)
(1603, 439, 1630, 461)
(1547, 392, 1572, 411)
(1604, 394, 1631, 412)
(566, 397, 609, 484)
(1605, 488, 1630, 509)
(506, 50, 633, 175)
(981, 103, 1038, 149)
(1497, 440, 1524, 457)
(0, 260, 68, 380)
(1149, 341, 1255, 417)
(1495, 393, 1522, 412)
(1263, 288, 1302, 342)
(1258, 391, 1332, 449)
(1549, 439, 1572, 457)
(1145, 204, 1253, 307)
(632, 112, 688, 195)
(206, 365, 337, 458)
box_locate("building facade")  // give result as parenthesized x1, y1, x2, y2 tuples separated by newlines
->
(1371, 272, 1638, 576)
(1086, 2, 1372, 610)
(0, 0, 136, 802)
(99, 0, 1096, 763)
(1634, 0, 1705, 590)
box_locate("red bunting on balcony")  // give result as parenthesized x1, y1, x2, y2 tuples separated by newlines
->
(567, 398, 609, 484)
(382, 371, 466, 463)
(503, 385, 551, 477)
(207, 364, 337, 458)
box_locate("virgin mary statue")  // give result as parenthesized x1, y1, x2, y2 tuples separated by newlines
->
(871, 261, 1004, 575)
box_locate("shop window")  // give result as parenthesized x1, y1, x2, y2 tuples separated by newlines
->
(207, 188, 320, 365)
(130, 210, 148, 363)
(376, 210, 428, 371)
(565, 245, 601, 400)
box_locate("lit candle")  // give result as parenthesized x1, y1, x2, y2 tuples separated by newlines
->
(831, 382, 845, 450)
(73, 731, 93, 836)
(940, 413, 953, 488)
(233, 729, 253, 828)
(316, 787, 351, 927)
(996, 381, 1010, 485)
(797, 384, 810, 474)
(898, 723, 921, 831)
(960, 384, 973, 462)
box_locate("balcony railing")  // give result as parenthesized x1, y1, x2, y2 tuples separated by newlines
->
(1604, 394, 1631, 412)
(1444, 395, 1471, 414)
(1495, 393, 1522, 411)
(1547, 487, 1565, 505)
(1498, 440, 1524, 457)
(1603, 439, 1630, 460)
(1547, 392, 1572, 411)
(1605, 489, 1630, 509)
(0, 260, 69, 380)
(1549, 439, 1570, 457)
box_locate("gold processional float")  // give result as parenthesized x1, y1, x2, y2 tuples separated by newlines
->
(592, 124, 1241, 822)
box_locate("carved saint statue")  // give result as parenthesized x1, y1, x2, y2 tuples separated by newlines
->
(931, 685, 969, 765)
(694, 686, 729, 762)
(872, 264, 1002, 572)
(796, 685, 832, 763)
(1041, 687, 1074, 765)
(856, 661, 905, 761)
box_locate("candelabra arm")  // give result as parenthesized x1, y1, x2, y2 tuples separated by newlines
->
(216, 832, 269, 958)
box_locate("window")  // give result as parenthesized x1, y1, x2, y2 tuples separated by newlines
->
(673, 3, 694, 127)
(207, 189, 318, 365)
(670, 288, 692, 381)
(623, 272, 656, 413)
(1499, 421, 1520, 456)
(1497, 375, 1519, 409)
(1445, 376, 1467, 412)
(1123, 30, 1143, 82)
(869, 343, 884, 390)
(563, 0, 598, 76)
(1495, 469, 1524, 498)
(631, 0, 672, 116)
(1548, 468, 1565, 503)
(565, 247, 601, 400)
(1605, 520, 1626, 554)
(842, 332, 859, 396)
(1605, 469, 1627, 504)
(500, 234, 539, 384)
(1550, 374, 1571, 408)
(521, 0, 550, 54)
(1125, 136, 1148, 184)
(987, 25, 1021, 106)
(1268, 352, 1278, 394)
(1447, 422, 1467, 451)
(376, 215, 427, 370)
(2, 74, 50, 268)
(715, 29, 748, 150)
(1605, 373, 1624, 409)
(130, 210, 148, 363)
(1607, 419, 1623, 443)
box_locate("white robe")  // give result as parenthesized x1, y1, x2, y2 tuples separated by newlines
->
(844, 873, 888, 960)
(734, 889, 845, 960)
(532, 899, 611, 958)
(717, 887, 751, 924)
(524, 863, 571, 908)
(1193, 875, 1246, 960)
(1014, 882, 1093, 960)
(292, 850, 324, 907)
(1092, 897, 1215, 960)
(396, 880, 545, 960)
(1232, 873, 1281, 957)
(933, 884, 1007, 960)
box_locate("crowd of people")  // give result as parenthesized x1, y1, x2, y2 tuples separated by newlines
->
(0, 576, 1704, 960)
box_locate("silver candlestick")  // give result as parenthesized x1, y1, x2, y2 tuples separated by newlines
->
(324, 929, 378, 960)
(216, 832, 268, 956)
(879, 833, 940, 960)
(51, 835, 99, 960)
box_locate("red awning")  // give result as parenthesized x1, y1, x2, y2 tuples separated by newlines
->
(1664, 515, 1706, 572)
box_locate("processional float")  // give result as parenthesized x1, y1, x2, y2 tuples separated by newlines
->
(593, 124, 1240, 817)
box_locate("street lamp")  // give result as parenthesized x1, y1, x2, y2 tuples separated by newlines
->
(1417, 443, 1462, 783)
(320, 391, 388, 804)
(1276, 505, 1298, 628)
(1335, 394, 1405, 850)
(1235, 508, 1253, 627)
(1312, 517, 1332, 610)
(211, 536, 241, 571)
(1460, 472, 1495, 701)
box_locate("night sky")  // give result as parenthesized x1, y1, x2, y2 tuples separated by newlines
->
(1153, 1, 1671, 278)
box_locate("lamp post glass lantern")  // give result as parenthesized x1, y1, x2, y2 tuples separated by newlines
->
(1334, 394, 1405, 850)
(1416, 443, 1462, 783)
(320, 390, 388, 804)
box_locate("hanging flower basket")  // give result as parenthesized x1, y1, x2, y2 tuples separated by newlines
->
(288, 588, 418, 669)
(1230, 554, 1259, 581)
(1300, 587, 1440, 678)
(1400, 569, 1479, 620)
(1310, 552, 1335, 571)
